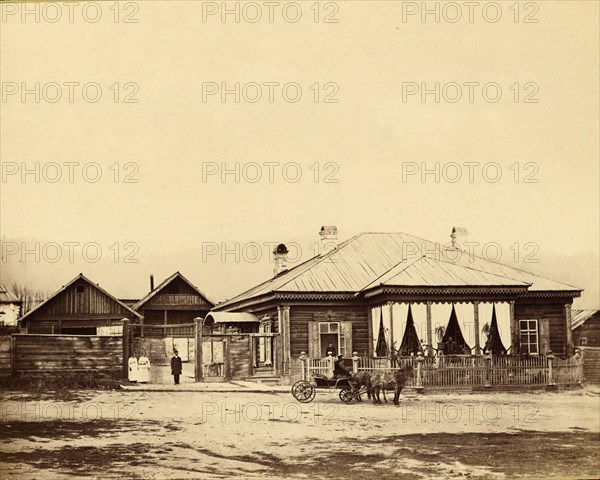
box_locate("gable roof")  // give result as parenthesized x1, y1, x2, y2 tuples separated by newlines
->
(0, 284, 20, 304)
(572, 309, 600, 329)
(19, 274, 142, 323)
(133, 272, 214, 310)
(216, 232, 581, 310)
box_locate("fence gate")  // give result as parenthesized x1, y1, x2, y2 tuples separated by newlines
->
(202, 336, 226, 380)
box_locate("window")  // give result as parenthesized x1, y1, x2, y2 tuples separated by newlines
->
(519, 319, 539, 355)
(76, 285, 85, 293)
(319, 322, 340, 357)
(580, 337, 587, 346)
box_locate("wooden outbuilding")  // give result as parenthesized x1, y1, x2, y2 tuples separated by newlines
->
(133, 272, 214, 338)
(18, 273, 141, 334)
(572, 309, 600, 347)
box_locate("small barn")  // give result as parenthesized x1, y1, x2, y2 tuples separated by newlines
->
(572, 309, 600, 347)
(19, 274, 141, 334)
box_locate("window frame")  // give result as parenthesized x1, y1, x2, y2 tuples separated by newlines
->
(519, 319, 539, 355)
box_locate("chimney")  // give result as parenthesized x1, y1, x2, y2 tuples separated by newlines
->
(150, 274, 155, 291)
(449, 227, 468, 249)
(319, 225, 338, 255)
(273, 244, 289, 277)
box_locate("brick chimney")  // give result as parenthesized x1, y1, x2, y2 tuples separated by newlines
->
(273, 244, 289, 277)
(319, 225, 338, 255)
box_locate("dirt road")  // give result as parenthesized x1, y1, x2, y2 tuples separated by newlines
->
(1, 387, 599, 479)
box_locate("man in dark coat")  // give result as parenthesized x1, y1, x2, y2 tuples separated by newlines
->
(171, 350, 182, 385)
(334, 354, 351, 378)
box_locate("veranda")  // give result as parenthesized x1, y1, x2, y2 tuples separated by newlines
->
(294, 352, 584, 390)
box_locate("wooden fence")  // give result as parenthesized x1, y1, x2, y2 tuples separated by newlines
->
(0, 337, 12, 378)
(12, 334, 123, 380)
(298, 353, 583, 389)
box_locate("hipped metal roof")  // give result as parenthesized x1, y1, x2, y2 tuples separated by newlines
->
(216, 232, 581, 310)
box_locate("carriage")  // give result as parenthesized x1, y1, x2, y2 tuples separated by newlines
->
(291, 374, 364, 404)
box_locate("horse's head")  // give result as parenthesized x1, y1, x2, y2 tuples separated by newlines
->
(394, 365, 414, 385)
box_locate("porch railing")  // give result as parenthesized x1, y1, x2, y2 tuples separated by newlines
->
(297, 351, 583, 389)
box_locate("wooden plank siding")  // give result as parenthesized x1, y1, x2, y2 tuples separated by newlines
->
(229, 336, 252, 379)
(515, 301, 569, 357)
(13, 334, 122, 379)
(22, 277, 138, 334)
(573, 314, 600, 347)
(0, 337, 12, 377)
(289, 305, 369, 358)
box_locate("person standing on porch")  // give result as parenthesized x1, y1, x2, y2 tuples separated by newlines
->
(171, 349, 182, 385)
(326, 342, 337, 357)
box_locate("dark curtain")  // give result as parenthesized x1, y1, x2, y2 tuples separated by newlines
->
(484, 304, 507, 355)
(375, 307, 388, 357)
(441, 305, 471, 354)
(398, 304, 422, 355)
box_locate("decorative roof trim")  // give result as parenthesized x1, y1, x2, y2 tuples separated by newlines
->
(362, 285, 530, 298)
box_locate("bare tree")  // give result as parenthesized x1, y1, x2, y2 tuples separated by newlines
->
(10, 282, 48, 316)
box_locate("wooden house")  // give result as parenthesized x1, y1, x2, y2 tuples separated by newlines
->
(572, 309, 600, 347)
(214, 228, 583, 382)
(18, 274, 141, 334)
(133, 272, 214, 338)
(0, 284, 21, 328)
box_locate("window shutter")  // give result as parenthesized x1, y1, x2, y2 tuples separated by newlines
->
(308, 322, 320, 358)
(340, 321, 352, 357)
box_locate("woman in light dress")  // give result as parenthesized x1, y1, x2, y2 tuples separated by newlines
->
(137, 350, 151, 383)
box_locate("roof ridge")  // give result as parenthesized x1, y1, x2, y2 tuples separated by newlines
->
(216, 232, 364, 308)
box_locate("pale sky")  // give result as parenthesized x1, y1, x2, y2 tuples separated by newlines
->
(1, 1, 598, 307)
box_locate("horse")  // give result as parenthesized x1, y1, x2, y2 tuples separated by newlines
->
(349, 371, 373, 402)
(369, 365, 414, 405)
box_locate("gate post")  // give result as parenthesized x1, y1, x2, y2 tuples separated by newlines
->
(10, 334, 16, 378)
(299, 352, 307, 380)
(224, 336, 231, 381)
(194, 317, 203, 382)
(484, 354, 492, 388)
(415, 351, 424, 393)
(352, 352, 359, 374)
(121, 319, 130, 381)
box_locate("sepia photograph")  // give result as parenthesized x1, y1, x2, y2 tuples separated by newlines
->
(1, 1, 599, 479)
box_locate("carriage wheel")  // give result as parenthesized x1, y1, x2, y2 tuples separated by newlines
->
(339, 388, 357, 404)
(292, 381, 316, 403)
